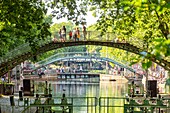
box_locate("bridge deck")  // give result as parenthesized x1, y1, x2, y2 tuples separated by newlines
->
(57, 73, 100, 76)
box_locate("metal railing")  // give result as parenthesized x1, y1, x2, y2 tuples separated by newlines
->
(0, 31, 144, 65)
(19, 96, 97, 113)
(32, 52, 135, 72)
(99, 97, 128, 113)
(1, 96, 170, 113)
(36, 52, 129, 66)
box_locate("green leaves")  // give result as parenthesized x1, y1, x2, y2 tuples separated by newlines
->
(49, 0, 88, 25)
(142, 60, 152, 70)
(0, 0, 169, 71)
(166, 78, 170, 86)
(0, 0, 51, 56)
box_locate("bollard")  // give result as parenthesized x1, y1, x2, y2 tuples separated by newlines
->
(34, 94, 40, 112)
(20, 87, 23, 91)
(48, 94, 54, 105)
(19, 90, 23, 101)
(24, 98, 29, 107)
(34, 94, 40, 104)
(44, 81, 48, 97)
(49, 83, 52, 94)
(10, 95, 15, 106)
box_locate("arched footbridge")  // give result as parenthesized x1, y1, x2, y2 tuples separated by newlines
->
(0, 31, 170, 76)
(33, 52, 136, 73)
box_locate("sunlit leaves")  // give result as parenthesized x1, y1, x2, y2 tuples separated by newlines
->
(142, 60, 152, 70)
(0, 0, 169, 70)
(166, 78, 170, 85)
(0, 0, 51, 56)
(48, 0, 88, 25)
(152, 38, 170, 58)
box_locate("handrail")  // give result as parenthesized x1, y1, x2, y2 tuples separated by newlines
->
(0, 31, 144, 64)
(36, 52, 128, 66)
(1, 96, 169, 113)
(33, 56, 135, 73)
(0, 30, 170, 76)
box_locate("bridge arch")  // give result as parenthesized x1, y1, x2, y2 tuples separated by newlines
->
(33, 53, 136, 73)
(20, 41, 170, 70)
(0, 34, 170, 76)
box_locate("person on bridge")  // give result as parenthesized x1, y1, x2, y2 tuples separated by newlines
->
(61, 26, 66, 41)
(73, 28, 77, 41)
(76, 27, 80, 41)
(59, 29, 62, 41)
(69, 31, 72, 41)
(82, 24, 87, 40)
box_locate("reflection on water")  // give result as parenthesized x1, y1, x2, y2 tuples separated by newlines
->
(34, 79, 128, 113)
(51, 81, 100, 97)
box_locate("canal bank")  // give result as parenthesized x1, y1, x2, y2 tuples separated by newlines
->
(0, 73, 170, 113)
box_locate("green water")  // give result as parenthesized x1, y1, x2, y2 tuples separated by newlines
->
(35, 79, 128, 113)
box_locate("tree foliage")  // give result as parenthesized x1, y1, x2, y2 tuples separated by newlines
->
(0, 0, 51, 56)
(1, 0, 170, 69)
(49, 0, 170, 68)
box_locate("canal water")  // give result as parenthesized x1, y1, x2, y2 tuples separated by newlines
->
(35, 77, 128, 113)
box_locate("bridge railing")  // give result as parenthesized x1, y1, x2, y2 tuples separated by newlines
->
(0, 36, 52, 64)
(0, 31, 144, 65)
(36, 52, 99, 65)
(33, 52, 133, 72)
(36, 52, 129, 66)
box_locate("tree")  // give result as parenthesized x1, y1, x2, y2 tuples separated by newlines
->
(0, 0, 51, 56)
(49, 0, 170, 69)
(1, 0, 170, 68)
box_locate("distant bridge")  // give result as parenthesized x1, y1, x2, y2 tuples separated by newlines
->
(33, 52, 136, 73)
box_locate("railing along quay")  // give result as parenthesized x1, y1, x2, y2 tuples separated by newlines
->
(1, 96, 170, 113)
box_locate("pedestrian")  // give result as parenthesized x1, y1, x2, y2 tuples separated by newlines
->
(59, 29, 62, 41)
(73, 28, 77, 41)
(61, 26, 66, 41)
(79, 65, 83, 73)
(53, 36, 57, 43)
(69, 31, 72, 40)
(82, 24, 87, 40)
(76, 27, 80, 41)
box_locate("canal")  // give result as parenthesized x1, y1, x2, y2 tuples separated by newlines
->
(34, 76, 128, 113)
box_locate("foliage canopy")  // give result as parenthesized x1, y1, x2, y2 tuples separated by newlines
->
(1, 0, 170, 69)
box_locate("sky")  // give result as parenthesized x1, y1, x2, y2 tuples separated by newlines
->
(51, 11, 98, 27)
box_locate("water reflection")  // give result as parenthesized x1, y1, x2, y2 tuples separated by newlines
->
(34, 79, 128, 113)
(51, 81, 100, 97)
(100, 81, 127, 97)
(99, 81, 128, 113)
